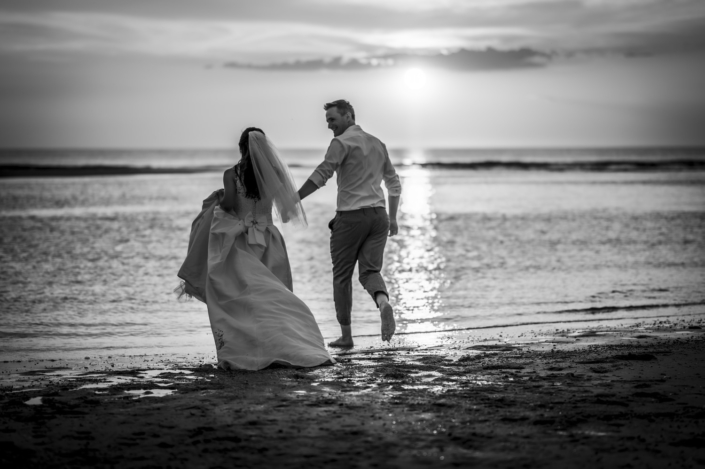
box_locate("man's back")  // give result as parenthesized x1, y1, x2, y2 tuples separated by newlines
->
(309, 124, 401, 211)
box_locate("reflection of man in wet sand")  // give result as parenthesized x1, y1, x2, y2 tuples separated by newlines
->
(297, 99, 402, 347)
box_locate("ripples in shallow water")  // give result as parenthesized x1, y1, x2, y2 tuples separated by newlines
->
(1, 168, 704, 358)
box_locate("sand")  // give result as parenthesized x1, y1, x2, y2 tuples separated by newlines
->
(1, 322, 704, 468)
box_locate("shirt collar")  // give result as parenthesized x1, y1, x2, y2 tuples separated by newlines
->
(342, 124, 361, 136)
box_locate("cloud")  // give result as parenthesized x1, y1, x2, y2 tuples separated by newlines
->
(0, 12, 366, 63)
(1, 0, 704, 65)
(223, 47, 551, 72)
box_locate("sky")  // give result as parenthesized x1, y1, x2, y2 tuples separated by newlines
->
(1, 0, 704, 148)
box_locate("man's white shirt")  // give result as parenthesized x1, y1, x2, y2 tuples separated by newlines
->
(308, 125, 402, 212)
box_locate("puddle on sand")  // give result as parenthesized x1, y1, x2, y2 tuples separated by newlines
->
(71, 369, 195, 390)
(335, 346, 419, 356)
(464, 344, 522, 352)
(39, 369, 88, 377)
(343, 386, 378, 395)
(541, 338, 577, 344)
(451, 373, 501, 387)
(78, 376, 135, 390)
(567, 331, 605, 338)
(316, 386, 338, 393)
(468, 380, 494, 386)
(410, 371, 444, 382)
(138, 369, 195, 379)
(125, 389, 175, 399)
(24, 396, 43, 406)
(400, 385, 446, 394)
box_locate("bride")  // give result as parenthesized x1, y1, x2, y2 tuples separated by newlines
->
(177, 127, 334, 370)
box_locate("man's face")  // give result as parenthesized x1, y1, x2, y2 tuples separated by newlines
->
(326, 108, 353, 137)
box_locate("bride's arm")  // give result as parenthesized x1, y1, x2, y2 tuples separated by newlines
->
(221, 168, 237, 213)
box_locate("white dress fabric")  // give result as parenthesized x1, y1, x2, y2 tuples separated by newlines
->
(205, 177, 334, 370)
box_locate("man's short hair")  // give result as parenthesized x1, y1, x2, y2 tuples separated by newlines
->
(324, 99, 355, 121)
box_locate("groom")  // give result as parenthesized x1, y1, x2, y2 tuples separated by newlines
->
(297, 99, 402, 347)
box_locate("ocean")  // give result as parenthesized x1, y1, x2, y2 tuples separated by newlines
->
(1, 148, 704, 360)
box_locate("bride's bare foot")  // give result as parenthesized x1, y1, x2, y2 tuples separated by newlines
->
(380, 301, 396, 342)
(328, 337, 354, 348)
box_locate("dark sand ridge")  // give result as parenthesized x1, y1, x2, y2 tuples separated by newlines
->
(1, 320, 704, 468)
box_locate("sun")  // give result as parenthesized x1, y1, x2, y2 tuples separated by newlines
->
(404, 68, 427, 90)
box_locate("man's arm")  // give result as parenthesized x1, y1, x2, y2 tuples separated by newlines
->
(387, 195, 400, 236)
(297, 179, 319, 201)
(380, 143, 401, 237)
(300, 139, 345, 201)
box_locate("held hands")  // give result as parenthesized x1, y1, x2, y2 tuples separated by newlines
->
(388, 218, 399, 237)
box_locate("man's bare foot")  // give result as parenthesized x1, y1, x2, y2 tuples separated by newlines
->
(380, 301, 396, 342)
(328, 337, 354, 348)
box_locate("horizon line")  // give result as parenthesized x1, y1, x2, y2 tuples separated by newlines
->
(1, 144, 705, 152)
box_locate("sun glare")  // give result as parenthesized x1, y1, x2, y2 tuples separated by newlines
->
(404, 68, 427, 90)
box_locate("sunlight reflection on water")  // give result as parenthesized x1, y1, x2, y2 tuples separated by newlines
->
(401, 149, 428, 166)
(387, 166, 448, 335)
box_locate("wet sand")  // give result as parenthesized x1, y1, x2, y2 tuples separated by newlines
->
(1, 322, 704, 468)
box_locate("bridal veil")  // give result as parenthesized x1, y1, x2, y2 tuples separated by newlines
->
(247, 131, 307, 226)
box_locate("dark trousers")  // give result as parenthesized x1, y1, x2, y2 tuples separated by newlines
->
(329, 207, 390, 326)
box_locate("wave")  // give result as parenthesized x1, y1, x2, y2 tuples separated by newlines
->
(411, 159, 705, 171)
(355, 312, 705, 338)
(546, 301, 705, 315)
(352, 301, 705, 338)
(0, 165, 222, 178)
(2, 158, 705, 177)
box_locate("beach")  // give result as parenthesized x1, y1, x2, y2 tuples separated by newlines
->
(2, 321, 704, 468)
(4, 0, 705, 465)
(1, 149, 704, 467)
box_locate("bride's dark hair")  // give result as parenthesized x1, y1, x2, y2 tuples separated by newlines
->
(237, 127, 264, 200)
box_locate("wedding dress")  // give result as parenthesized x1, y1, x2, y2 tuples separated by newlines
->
(178, 132, 333, 370)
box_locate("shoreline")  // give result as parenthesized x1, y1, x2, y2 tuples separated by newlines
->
(2, 322, 703, 468)
(2, 313, 702, 370)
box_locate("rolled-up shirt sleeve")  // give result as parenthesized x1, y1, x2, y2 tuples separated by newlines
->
(382, 146, 402, 196)
(308, 139, 345, 188)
